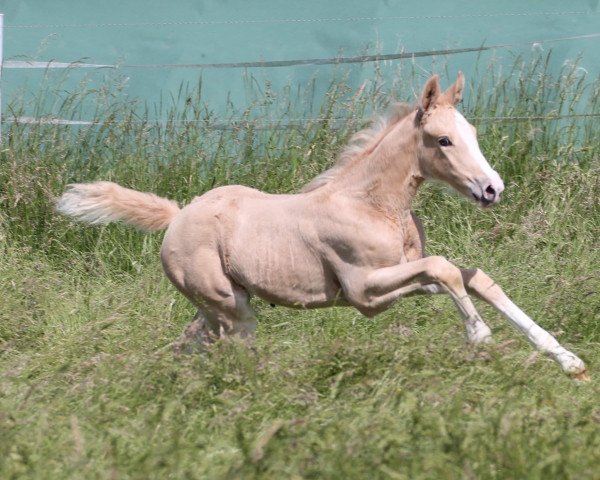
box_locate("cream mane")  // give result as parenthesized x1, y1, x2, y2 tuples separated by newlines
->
(301, 103, 416, 193)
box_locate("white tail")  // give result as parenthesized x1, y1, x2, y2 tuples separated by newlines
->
(56, 181, 180, 231)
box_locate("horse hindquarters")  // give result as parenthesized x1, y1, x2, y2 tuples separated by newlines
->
(162, 242, 257, 347)
(160, 199, 257, 347)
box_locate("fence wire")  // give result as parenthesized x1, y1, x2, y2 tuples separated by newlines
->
(5, 113, 600, 130)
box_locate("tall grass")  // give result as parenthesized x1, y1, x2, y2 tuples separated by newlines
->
(1, 52, 599, 479)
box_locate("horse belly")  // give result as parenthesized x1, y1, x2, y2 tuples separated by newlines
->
(231, 243, 341, 308)
(228, 214, 342, 308)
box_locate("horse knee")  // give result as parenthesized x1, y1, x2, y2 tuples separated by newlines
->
(424, 256, 463, 288)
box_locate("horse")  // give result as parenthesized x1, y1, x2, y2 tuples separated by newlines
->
(56, 73, 587, 379)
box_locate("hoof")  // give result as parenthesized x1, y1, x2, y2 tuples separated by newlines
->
(572, 369, 590, 382)
(555, 350, 586, 378)
(467, 323, 493, 345)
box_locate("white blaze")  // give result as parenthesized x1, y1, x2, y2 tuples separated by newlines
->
(454, 111, 504, 190)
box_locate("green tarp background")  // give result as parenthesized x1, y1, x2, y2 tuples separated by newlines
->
(1, 0, 599, 120)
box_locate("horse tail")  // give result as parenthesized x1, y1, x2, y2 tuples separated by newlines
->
(56, 181, 181, 232)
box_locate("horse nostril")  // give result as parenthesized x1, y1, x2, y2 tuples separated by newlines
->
(485, 185, 496, 198)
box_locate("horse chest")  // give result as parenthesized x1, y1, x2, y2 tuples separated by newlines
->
(400, 212, 425, 263)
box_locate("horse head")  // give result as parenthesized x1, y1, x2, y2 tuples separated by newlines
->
(416, 73, 504, 207)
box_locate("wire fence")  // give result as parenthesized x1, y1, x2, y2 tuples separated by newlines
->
(4, 32, 600, 70)
(7, 113, 600, 131)
(1, 11, 600, 130)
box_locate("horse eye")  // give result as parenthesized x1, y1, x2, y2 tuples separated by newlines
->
(438, 137, 452, 147)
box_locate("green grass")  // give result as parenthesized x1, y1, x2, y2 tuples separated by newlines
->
(1, 54, 600, 479)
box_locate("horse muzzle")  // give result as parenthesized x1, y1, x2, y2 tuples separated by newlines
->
(471, 175, 505, 207)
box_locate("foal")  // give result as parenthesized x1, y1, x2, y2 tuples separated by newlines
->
(57, 73, 587, 378)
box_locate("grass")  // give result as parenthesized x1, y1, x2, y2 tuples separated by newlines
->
(1, 53, 600, 479)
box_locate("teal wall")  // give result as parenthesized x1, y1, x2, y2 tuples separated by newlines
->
(1, 1, 599, 119)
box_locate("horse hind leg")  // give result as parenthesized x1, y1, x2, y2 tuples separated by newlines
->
(165, 244, 257, 352)
(174, 309, 215, 354)
(203, 283, 257, 341)
(174, 277, 257, 353)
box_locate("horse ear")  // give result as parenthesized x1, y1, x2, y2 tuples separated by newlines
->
(443, 71, 465, 105)
(419, 74, 441, 112)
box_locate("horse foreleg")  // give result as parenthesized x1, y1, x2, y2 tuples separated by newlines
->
(460, 268, 587, 378)
(351, 256, 493, 344)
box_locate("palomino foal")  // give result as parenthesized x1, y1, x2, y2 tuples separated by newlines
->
(57, 73, 587, 378)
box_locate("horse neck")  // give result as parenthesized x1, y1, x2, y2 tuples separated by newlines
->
(331, 113, 423, 215)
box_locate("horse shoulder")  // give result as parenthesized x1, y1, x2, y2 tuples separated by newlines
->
(315, 196, 403, 265)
